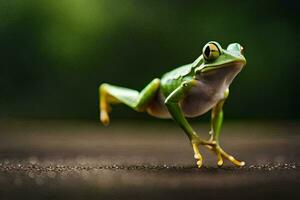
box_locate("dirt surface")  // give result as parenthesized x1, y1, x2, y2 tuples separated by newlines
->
(0, 120, 299, 200)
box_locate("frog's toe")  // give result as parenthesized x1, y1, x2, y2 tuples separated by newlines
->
(192, 143, 204, 168)
(205, 144, 245, 167)
(100, 111, 110, 126)
(228, 157, 245, 167)
(220, 150, 245, 167)
(217, 160, 224, 167)
(196, 160, 203, 168)
(216, 151, 224, 167)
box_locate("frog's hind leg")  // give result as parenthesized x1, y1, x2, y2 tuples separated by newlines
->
(205, 89, 245, 167)
(99, 78, 160, 125)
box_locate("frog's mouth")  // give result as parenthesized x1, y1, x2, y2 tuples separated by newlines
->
(200, 61, 245, 73)
(195, 61, 245, 84)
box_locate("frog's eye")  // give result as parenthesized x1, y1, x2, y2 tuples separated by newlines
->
(203, 43, 220, 61)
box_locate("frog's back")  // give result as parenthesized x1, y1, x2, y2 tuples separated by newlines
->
(160, 64, 194, 97)
(161, 64, 193, 83)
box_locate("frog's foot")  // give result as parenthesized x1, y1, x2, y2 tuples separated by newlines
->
(192, 142, 203, 168)
(205, 144, 245, 167)
(192, 139, 216, 168)
(100, 104, 111, 126)
(100, 111, 110, 126)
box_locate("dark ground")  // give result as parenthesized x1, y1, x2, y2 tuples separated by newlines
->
(0, 119, 299, 200)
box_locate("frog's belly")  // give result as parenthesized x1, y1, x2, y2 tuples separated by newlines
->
(180, 81, 226, 117)
(146, 81, 226, 119)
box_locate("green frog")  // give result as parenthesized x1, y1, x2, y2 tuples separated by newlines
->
(99, 41, 246, 168)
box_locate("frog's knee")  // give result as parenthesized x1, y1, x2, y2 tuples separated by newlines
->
(224, 88, 229, 98)
(99, 83, 109, 92)
(152, 78, 160, 86)
(153, 78, 160, 83)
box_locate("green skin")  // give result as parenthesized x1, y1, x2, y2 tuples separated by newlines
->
(99, 41, 246, 168)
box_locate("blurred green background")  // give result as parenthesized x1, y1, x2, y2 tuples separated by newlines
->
(0, 0, 299, 120)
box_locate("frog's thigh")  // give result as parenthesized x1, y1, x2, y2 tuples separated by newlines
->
(135, 78, 160, 111)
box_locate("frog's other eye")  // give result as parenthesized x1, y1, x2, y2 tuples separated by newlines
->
(240, 46, 244, 55)
(203, 43, 220, 61)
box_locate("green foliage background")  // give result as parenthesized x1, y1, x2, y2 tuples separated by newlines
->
(0, 0, 299, 120)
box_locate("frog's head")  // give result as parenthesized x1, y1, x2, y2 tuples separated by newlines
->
(194, 41, 246, 74)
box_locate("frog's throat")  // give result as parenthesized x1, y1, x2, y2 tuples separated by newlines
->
(199, 61, 245, 73)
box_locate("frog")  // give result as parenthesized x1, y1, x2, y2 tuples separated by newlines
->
(99, 41, 246, 168)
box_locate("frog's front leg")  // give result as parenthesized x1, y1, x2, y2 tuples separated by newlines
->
(164, 80, 216, 168)
(206, 88, 245, 167)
